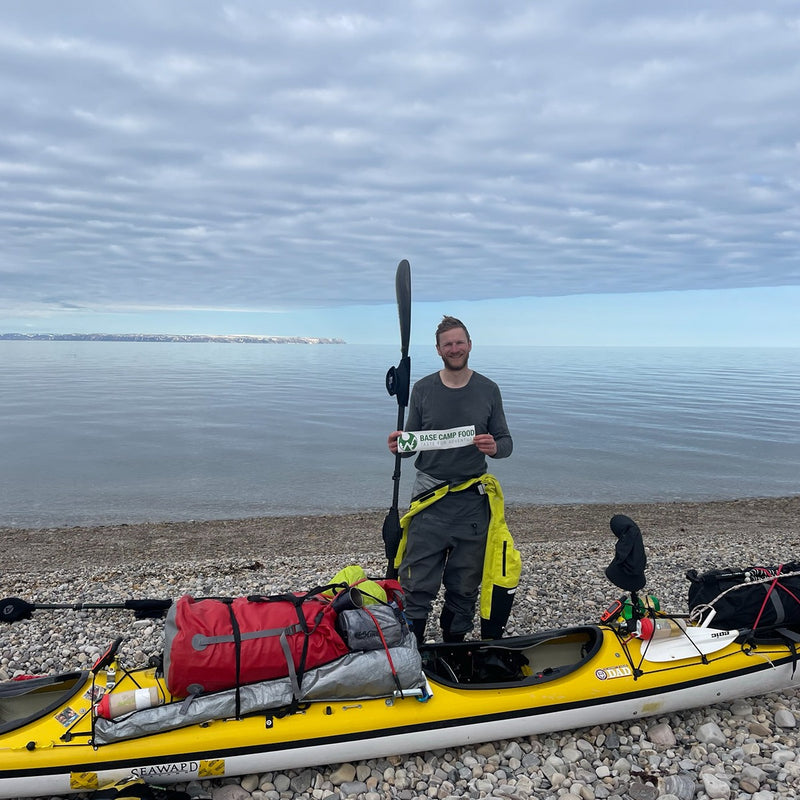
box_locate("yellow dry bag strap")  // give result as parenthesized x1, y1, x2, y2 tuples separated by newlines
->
(395, 475, 521, 639)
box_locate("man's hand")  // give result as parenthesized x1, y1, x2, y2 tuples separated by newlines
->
(388, 430, 402, 454)
(473, 433, 497, 456)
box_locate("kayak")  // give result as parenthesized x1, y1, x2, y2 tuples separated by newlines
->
(3, 512, 798, 799)
(1, 616, 798, 798)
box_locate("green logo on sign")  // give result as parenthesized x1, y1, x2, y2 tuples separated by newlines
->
(398, 433, 418, 452)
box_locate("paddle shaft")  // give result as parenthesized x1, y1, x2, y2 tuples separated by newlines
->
(0, 596, 173, 623)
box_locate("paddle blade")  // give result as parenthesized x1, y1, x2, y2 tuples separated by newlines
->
(386, 356, 411, 408)
(386, 260, 412, 407)
(123, 598, 173, 619)
(0, 597, 36, 623)
(382, 507, 402, 579)
(641, 627, 740, 663)
(92, 637, 124, 672)
(396, 259, 411, 356)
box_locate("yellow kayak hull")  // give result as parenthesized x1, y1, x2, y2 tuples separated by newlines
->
(1, 625, 797, 798)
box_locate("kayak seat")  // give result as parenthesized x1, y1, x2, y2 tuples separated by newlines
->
(421, 627, 601, 688)
(0, 671, 88, 735)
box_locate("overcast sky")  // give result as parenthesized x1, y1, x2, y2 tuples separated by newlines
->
(1, 1, 799, 345)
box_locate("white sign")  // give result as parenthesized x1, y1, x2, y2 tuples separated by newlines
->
(397, 426, 476, 453)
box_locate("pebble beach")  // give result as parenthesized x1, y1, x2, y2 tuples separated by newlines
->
(2, 495, 800, 800)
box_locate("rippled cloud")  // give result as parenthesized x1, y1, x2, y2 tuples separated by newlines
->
(1, 1, 798, 320)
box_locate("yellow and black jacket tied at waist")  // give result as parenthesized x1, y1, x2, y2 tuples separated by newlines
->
(394, 474, 521, 639)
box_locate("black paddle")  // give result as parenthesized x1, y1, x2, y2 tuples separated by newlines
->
(0, 596, 172, 624)
(382, 259, 411, 579)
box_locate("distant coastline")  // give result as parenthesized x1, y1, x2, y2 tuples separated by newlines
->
(0, 333, 345, 344)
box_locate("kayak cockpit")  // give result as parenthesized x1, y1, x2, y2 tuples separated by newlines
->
(421, 626, 601, 689)
(0, 671, 88, 735)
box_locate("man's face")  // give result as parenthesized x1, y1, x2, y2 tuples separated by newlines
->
(436, 327, 472, 371)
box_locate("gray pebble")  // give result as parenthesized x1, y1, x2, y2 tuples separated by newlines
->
(339, 780, 368, 794)
(731, 698, 753, 716)
(647, 721, 676, 746)
(751, 720, 773, 736)
(696, 721, 727, 747)
(701, 772, 731, 799)
(289, 769, 314, 793)
(774, 708, 796, 728)
(211, 784, 251, 800)
(627, 781, 658, 800)
(660, 773, 696, 800)
(562, 745, 583, 763)
(329, 763, 356, 785)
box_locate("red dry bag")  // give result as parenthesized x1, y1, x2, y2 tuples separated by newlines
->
(163, 589, 349, 698)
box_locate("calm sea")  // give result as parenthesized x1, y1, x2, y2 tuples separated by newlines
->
(1, 343, 798, 528)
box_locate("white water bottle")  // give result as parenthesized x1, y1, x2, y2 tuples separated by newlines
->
(95, 686, 162, 719)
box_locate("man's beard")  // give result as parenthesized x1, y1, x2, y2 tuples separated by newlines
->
(442, 353, 469, 371)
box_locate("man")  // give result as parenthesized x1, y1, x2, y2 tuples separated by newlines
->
(388, 315, 513, 643)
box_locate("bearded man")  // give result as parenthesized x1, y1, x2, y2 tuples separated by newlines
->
(388, 315, 514, 643)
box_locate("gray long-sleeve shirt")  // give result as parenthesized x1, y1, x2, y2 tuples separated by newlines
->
(404, 370, 512, 491)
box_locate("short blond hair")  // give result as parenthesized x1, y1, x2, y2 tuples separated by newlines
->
(435, 315, 470, 345)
